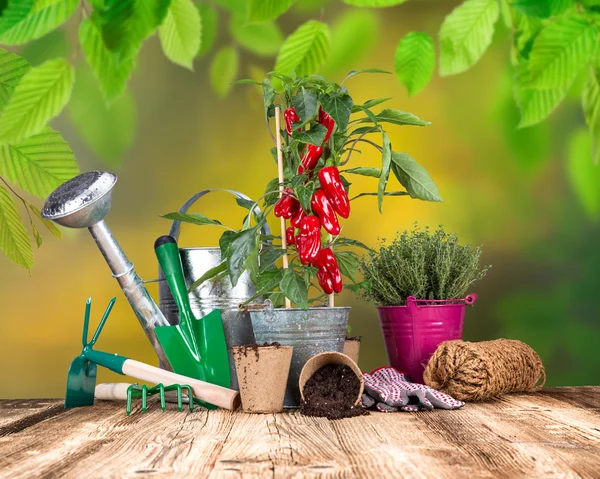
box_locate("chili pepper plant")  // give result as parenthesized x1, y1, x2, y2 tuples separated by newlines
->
(164, 70, 442, 310)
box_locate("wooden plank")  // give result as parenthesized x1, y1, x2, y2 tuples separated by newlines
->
(0, 399, 66, 435)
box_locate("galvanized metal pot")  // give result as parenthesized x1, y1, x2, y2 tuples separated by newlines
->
(248, 304, 350, 408)
(159, 189, 270, 391)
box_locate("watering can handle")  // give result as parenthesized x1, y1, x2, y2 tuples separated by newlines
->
(168, 189, 271, 241)
(406, 294, 478, 316)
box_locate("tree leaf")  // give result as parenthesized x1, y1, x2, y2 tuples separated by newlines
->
(79, 19, 135, 103)
(274, 20, 331, 77)
(159, 0, 201, 70)
(230, 14, 283, 56)
(19, 28, 69, 66)
(227, 227, 258, 286)
(0, 0, 33, 38)
(511, 0, 573, 18)
(343, 167, 380, 177)
(0, 0, 78, 45)
(161, 211, 222, 226)
(378, 131, 391, 212)
(196, 2, 217, 57)
(187, 261, 227, 291)
(210, 46, 238, 97)
(583, 68, 600, 164)
(292, 86, 318, 122)
(322, 9, 378, 77)
(321, 93, 353, 131)
(567, 129, 600, 219)
(0, 127, 78, 199)
(291, 123, 327, 145)
(0, 184, 32, 271)
(528, 17, 598, 90)
(27, 202, 61, 239)
(439, 0, 499, 76)
(280, 267, 308, 309)
(341, 0, 408, 6)
(391, 151, 442, 202)
(394, 32, 435, 97)
(67, 66, 136, 166)
(362, 108, 430, 126)
(0, 48, 30, 111)
(335, 250, 358, 281)
(0, 58, 74, 144)
(247, 0, 294, 23)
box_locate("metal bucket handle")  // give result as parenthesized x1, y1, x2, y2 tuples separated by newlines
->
(168, 188, 271, 241)
(406, 294, 477, 316)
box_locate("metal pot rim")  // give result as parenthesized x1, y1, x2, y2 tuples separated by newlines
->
(177, 246, 220, 252)
(249, 306, 351, 312)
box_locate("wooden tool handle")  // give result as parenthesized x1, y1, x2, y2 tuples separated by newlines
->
(122, 360, 240, 410)
(95, 383, 131, 401)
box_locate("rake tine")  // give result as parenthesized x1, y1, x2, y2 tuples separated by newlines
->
(141, 385, 148, 412)
(182, 385, 194, 412)
(89, 297, 117, 347)
(126, 385, 134, 416)
(82, 298, 92, 347)
(174, 384, 183, 411)
(157, 383, 166, 411)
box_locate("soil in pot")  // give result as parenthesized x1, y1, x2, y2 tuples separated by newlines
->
(343, 337, 361, 365)
(300, 364, 369, 420)
(233, 343, 292, 413)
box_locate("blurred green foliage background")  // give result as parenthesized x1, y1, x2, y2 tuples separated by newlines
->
(0, 0, 598, 398)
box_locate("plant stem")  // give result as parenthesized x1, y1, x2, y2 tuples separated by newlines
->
(341, 127, 378, 166)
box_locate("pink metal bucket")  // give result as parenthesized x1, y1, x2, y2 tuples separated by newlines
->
(376, 294, 477, 384)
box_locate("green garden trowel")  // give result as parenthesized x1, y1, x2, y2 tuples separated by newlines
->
(154, 236, 230, 398)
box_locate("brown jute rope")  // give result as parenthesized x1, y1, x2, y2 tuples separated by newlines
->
(423, 339, 546, 402)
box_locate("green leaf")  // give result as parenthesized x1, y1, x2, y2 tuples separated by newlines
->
(0, 58, 74, 144)
(341, 0, 408, 6)
(219, 229, 237, 257)
(391, 151, 442, 202)
(0, 127, 78, 199)
(335, 251, 358, 281)
(350, 191, 408, 200)
(378, 131, 391, 212)
(292, 87, 318, 123)
(567, 129, 600, 219)
(341, 68, 391, 84)
(159, 0, 201, 70)
(27, 202, 61, 239)
(292, 123, 327, 145)
(227, 227, 258, 286)
(528, 17, 598, 90)
(439, 0, 499, 76)
(196, 2, 217, 57)
(363, 108, 430, 126)
(0, 48, 30, 111)
(0, 184, 32, 270)
(213, 0, 246, 13)
(210, 46, 238, 97)
(262, 82, 276, 117)
(247, 0, 294, 23)
(0, 0, 78, 45)
(394, 32, 435, 97)
(343, 167, 380, 177)
(230, 14, 283, 56)
(256, 268, 284, 292)
(321, 93, 353, 131)
(0, 1, 33, 38)
(351, 97, 391, 112)
(259, 248, 285, 271)
(274, 20, 331, 77)
(280, 267, 308, 309)
(20, 28, 68, 66)
(296, 183, 314, 211)
(511, 0, 573, 18)
(333, 236, 373, 251)
(161, 211, 222, 226)
(187, 261, 227, 291)
(583, 68, 600, 164)
(79, 19, 135, 103)
(67, 66, 136, 166)
(321, 9, 378, 77)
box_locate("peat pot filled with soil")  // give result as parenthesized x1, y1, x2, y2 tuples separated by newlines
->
(232, 343, 293, 413)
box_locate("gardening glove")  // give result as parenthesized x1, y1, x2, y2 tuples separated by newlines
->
(362, 367, 465, 412)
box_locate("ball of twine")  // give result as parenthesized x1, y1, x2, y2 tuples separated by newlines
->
(423, 339, 546, 401)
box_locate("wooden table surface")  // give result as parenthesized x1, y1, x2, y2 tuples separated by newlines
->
(0, 387, 599, 478)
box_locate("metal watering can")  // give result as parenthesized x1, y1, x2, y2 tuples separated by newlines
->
(159, 189, 271, 390)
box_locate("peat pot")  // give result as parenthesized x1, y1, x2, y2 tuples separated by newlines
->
(248, 304, 350, 408)
(377, 295, 477, 384)
(159, 189, 270, 390)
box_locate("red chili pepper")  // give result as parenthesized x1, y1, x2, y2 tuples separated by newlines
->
(274, 189, 300, 219)
(314, 248, 343, 293)
(298, 145, 323, 174)
(286, 226, 295, 245)
(318, 166, 350, 219)
(316, 268, 334, 295)
(290, 207, 305, 228)
(318, 107, 335, 143)
(311, 189, 340, 235)
(284, 108, 300, 137)
(297, 216, 321, 265)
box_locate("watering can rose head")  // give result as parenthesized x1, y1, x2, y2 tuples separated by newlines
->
(162, 72, 444, 309)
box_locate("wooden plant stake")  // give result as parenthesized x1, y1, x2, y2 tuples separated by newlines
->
(275, 107, 292, 309)
(328, 234, 334, 308)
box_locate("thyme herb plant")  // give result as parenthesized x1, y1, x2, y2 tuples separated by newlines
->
(358, 226, 489, 306)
